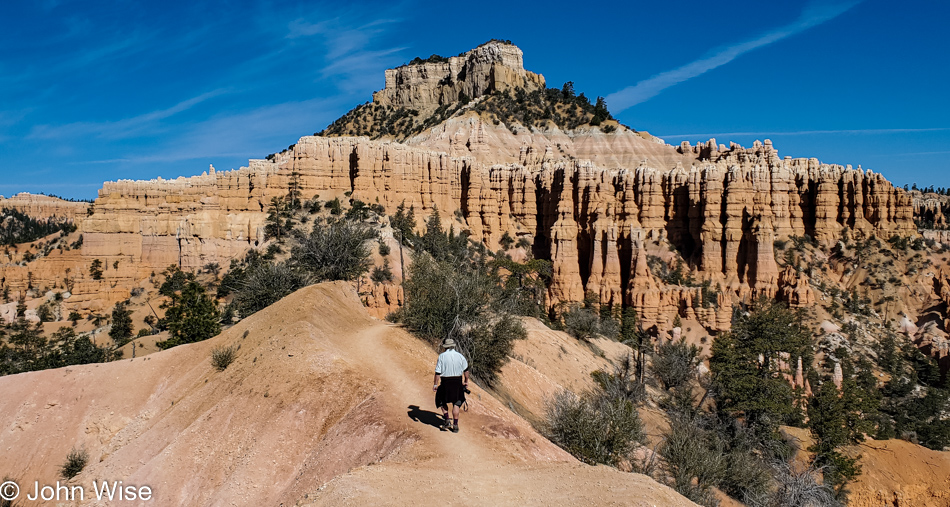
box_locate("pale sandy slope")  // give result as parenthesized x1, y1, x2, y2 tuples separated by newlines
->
(0, 282, 692, 506)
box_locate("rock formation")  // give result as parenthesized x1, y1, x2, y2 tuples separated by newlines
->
(913, 193, 948, 229)
(373, 41, 545, 116)
(0, 192, 90, 220)
(0, 42, 919, 334)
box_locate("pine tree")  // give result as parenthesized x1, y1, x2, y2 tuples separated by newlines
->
(89, 259, 104, 280)
(157, 281, 221, 349)
(287, 170, 302, 210)
(265, 197, 290, 242)
(109, 302, 133, 346)
(710, 298, 811, 435)
(390, 200, 416, 241)
(808, 381, 862, 496)
(590, 96, 611, 126)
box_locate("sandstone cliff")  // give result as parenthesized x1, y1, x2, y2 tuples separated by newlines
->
(913, 191, 949, 229)
(70, 129, 913, 333)
(373, 40, 545, 114)
(0, 43, 919, 335)
(0, 192, 90, 220)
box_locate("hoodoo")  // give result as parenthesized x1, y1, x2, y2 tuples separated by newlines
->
(2, 36, 948, 507)
(0, 41, 915, 334)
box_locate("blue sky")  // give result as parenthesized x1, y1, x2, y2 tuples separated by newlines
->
(1, 0, 947, 199)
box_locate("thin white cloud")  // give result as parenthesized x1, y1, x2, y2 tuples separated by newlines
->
(606, 1, 862, 112)
(658, 127, 950, 138)
(286, 18, 330, 39)
(79, 96, 345, 166)
(27, 88, 230, 140)
(284, 14, 405, 89)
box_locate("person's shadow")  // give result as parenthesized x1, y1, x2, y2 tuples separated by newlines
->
(407, 405, 443, 429)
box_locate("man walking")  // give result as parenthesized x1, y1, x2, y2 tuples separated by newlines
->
(433, 338, 469, 433)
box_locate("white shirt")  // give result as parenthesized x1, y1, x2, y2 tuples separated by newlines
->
(435, 348, 468, 377)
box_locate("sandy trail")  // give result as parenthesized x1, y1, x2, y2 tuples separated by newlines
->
(300, 291, 692, 506)
(0, 282, 692, 506)
(337, 323, 492, 463)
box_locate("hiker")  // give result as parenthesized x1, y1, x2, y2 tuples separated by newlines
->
(433, 338, 469, 433)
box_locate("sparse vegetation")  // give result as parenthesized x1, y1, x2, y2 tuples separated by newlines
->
(292, 218, 375, 282)
(319, 76, 619, 140)
(156, 280, 221, 350)
(59, 447, 88, 479)
(211, 344, 239, 371)
(546, 355, 645, 467)
(561, 303, 618, 342)
(231, 261, 313, 317)
(0, 208, 77, 246)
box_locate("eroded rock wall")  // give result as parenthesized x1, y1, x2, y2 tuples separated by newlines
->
(0, 193, 90, 220)
(373, 41, 545, 114)
(70, 134, 914, 331)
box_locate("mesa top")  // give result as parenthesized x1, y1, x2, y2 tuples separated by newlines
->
(435, 348, 469, 377)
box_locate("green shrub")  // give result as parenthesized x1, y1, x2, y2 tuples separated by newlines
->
(157, 281, 220, 350)
(562, 306, 618, 341)
(455, 314, 525, 385)
(650, 339, 701, 390)
(378, 242, 391, 256)
(232, 262, 313, 316)
(325, 197, 342, 215)
(370, 262, 394, 283)
(491, 257, 551, 319)
(211, 344, 239, 371)
(400, 251, 524, 386)
(60, 447, 88, 479)
(768, 461, 840, 507)
(547, 355, 645, 467)
(662, 417, 727, 505)
(591, 354, 645, 404)
(545, 390, 643, 467)
(561, 306, 599, 341)
(400, 254, 493, 344)
(292, 218, 374, 281)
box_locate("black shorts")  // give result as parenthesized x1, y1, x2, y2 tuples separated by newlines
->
(435, 376, 466, 408)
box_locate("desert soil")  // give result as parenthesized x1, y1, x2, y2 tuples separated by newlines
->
(0, 282, 692, 506)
